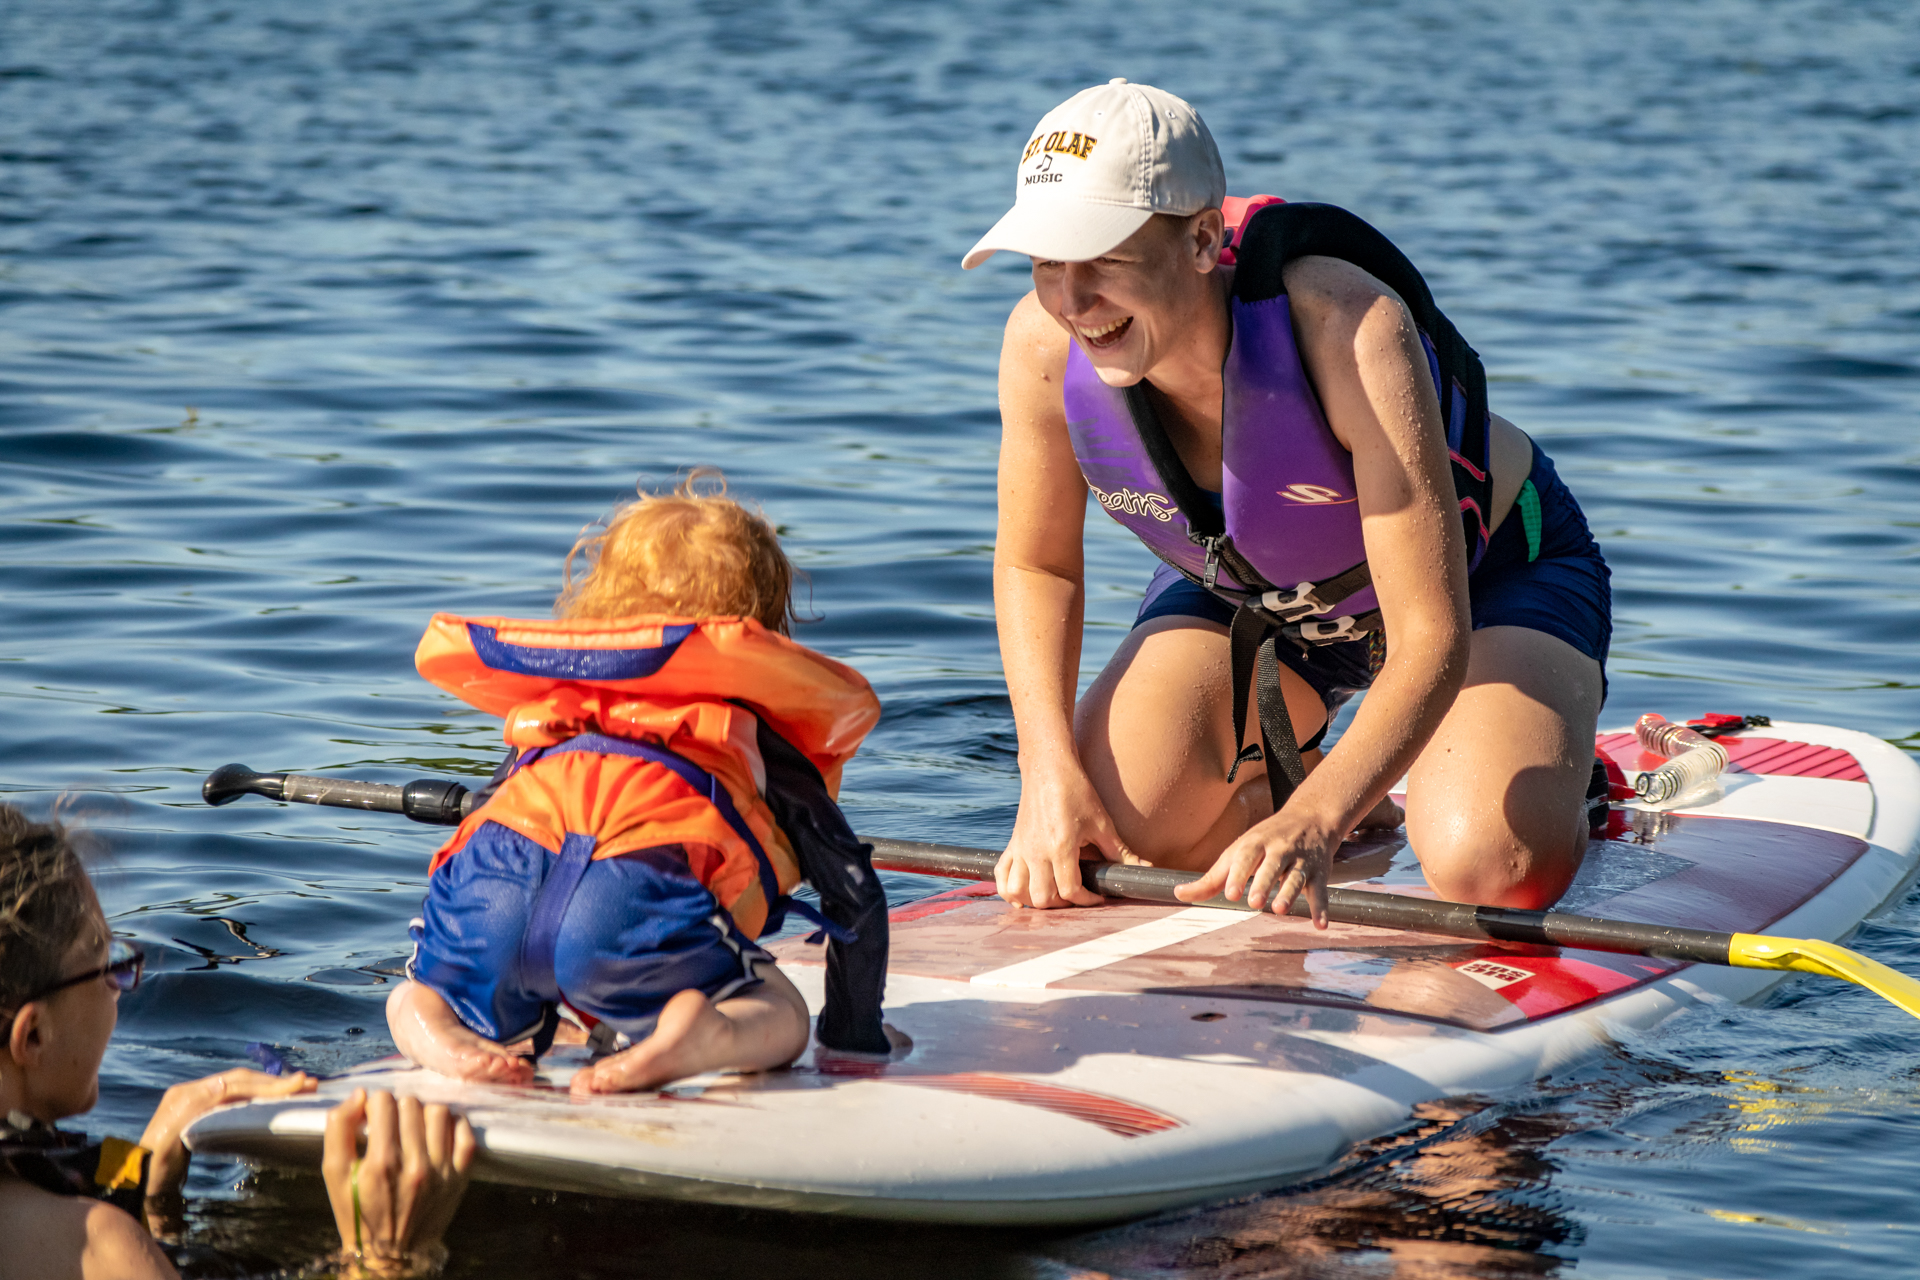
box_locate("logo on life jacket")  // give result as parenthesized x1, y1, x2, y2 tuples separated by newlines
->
(1278, 483, 1355, 505)
(1090, 484, 1177, 523)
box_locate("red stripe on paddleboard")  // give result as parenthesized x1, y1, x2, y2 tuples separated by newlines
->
(1806, 756, 1869, 782)
(888, 882, 998, 923)
(1595, 732, 1863, 782)
(891, 1073, 1181, 1139)
(1724, 739, 1864, 779)
(1727, 740, 1826, 774)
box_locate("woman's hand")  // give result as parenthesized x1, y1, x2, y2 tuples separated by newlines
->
(1173, 806, 1343, 926)
(996, 758, 1129, 909)
(322, 1088, 475, 1278)
(139, 1067, 317, 1201)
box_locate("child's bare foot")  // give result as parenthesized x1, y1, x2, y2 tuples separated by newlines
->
(571, 967, 810, 1096)
(571, 990, 728, 1095)
(387, 981, 536, 1086)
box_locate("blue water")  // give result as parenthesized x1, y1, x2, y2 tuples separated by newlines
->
(3, 0, 1918, 1275)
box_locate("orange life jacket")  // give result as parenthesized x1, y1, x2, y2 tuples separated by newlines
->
(415, 613, 881, 940)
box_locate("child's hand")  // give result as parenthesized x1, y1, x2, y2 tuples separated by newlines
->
(322, 1088, 475, 1277)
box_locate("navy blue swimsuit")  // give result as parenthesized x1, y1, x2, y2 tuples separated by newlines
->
(1136, 437, 1611, 745)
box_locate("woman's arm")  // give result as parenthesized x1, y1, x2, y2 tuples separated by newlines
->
(993, 292, 1130, 908)
(1177, 255, 1471, 922)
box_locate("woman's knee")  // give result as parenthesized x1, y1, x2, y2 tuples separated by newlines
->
(1408, 786, 1587, 909)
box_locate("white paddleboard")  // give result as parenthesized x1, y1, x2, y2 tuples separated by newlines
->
(187, 721, 1920, 1224)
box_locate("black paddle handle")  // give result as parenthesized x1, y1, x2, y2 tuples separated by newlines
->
(203, 763, 472, 825)
(866, 837, 1736, 967)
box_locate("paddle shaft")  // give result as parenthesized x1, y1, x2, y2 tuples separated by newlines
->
(205, 763, 1739, 965)
(864, 837, 1742, 967)
(200, 762, 1920, 1020)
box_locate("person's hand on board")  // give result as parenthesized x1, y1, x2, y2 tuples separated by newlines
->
(1174, 806, 1340, 926)
(322, 1088, 476, 1278)
(140, 1067, 318, 1205)
(995, 760, 1127, 909)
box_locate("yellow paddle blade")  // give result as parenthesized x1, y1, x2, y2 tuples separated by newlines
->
(1728, 934, 1920, 1020)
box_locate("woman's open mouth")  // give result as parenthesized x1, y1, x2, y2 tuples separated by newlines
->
(1077, 316, 1132, 350)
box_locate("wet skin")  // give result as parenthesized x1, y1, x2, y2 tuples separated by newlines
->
(387, 967, 811, 1095)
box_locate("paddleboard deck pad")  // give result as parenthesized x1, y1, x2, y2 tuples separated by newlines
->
(187, 722, 1920, 1224)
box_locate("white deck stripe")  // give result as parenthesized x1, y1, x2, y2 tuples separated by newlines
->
(969, 908, 1248, 989)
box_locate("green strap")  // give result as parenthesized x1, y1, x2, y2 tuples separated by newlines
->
(1516, 479, 1542, 563)
(350, 1157, 363, 1254)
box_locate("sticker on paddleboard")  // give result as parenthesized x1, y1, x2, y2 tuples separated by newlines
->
(1453, 958, 1532, 991)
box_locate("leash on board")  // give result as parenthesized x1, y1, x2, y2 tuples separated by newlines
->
(201, 763, 1920, 1021)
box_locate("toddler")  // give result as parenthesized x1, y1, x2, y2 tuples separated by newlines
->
(387, 472, 889, 1095)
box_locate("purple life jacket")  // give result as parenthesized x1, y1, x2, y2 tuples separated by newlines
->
(1063, 201, 1498, 811)
(1064, 200, 1494, 648)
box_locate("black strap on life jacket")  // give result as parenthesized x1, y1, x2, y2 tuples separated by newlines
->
(0, 1111, 150, 1218)
(748, 717, 891, 1055)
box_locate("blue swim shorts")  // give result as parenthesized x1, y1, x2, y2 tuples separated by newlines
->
(407, 821, 769, 1047)
(1133, 438, 1612, 734)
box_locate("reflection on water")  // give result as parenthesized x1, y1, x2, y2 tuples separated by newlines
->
(3, 0, 1918, 1275)
(1052, 1051, 1920, 1279)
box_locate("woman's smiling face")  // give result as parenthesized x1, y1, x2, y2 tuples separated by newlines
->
(1029, 210, 1228, 388)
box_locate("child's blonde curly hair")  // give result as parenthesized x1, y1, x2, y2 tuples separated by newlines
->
(555, 469, 795, 633)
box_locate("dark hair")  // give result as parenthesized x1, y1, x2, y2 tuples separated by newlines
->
(0, 804, 102, 1017)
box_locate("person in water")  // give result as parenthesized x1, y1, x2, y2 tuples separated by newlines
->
(966, 81, 1611, 919)
(389, 471, 891, 1095)
(0, 803, 474, 1279)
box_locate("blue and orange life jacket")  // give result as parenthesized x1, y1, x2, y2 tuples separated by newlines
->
(415, 612, 893, 1053)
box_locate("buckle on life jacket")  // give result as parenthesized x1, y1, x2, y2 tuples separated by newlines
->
(1257, 583, 1335, 622)
(1192, 534, 1224, 591)
(1286, 613, 1376, 645)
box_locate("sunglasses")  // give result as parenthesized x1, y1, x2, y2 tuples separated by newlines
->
(19, 939, 146, 1006)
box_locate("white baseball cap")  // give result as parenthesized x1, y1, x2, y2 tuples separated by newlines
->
(961, 79, 1225, 270)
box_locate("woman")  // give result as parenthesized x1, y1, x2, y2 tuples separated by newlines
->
(964, 80, 1611, 920)
(1, 803, 474, 1278)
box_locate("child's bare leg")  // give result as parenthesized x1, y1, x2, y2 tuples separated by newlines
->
(387, 981, 536, 1086)
(571, 964, 809, 1096)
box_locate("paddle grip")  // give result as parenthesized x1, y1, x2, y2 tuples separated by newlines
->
(202, 764, 471, 825)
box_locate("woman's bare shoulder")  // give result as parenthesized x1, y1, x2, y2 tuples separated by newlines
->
(1281, 254, 1409, 324)
(0, 1181, 176, 1280)
(1001, 290, 1071, 378)
(0, 1176, 135, 1280)
(81, 1196, 177, 1280)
